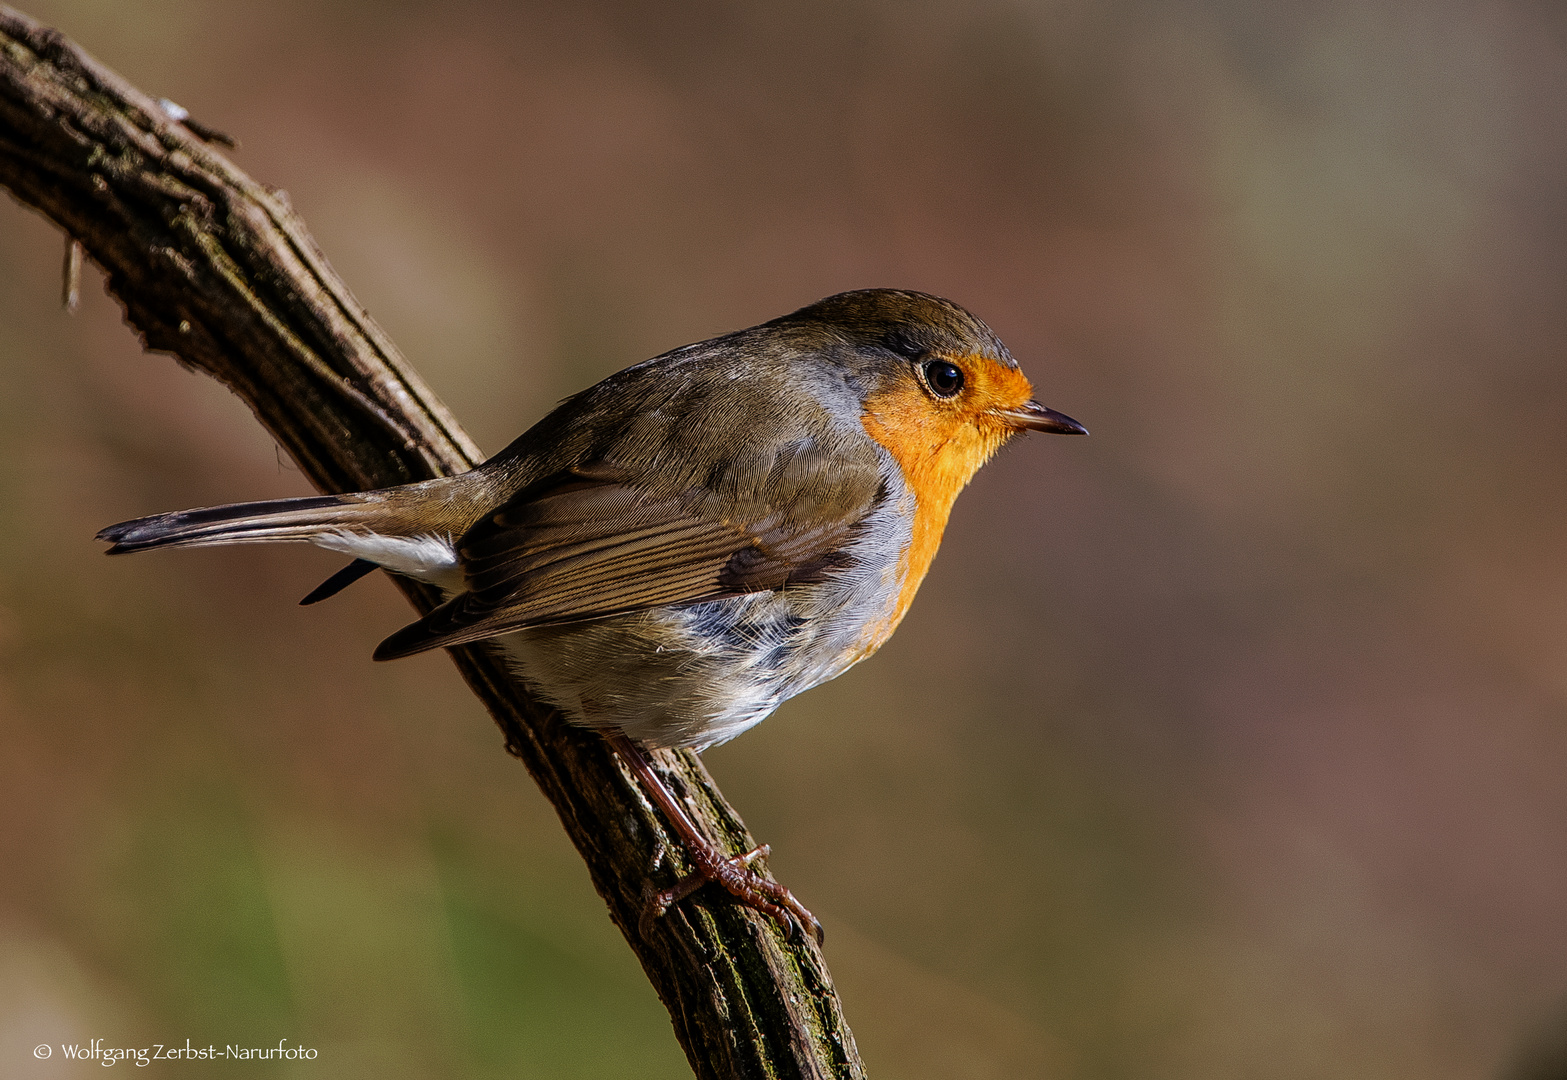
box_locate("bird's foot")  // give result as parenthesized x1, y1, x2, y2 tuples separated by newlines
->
(642, 841, 823, 944)
(611, 733, 823, 944)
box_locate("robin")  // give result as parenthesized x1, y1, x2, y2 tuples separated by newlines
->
(98, 288, 1086, 942)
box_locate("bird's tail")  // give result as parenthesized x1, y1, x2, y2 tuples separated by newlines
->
(98, 489, 466, 604)
(97, 493, 386, 554)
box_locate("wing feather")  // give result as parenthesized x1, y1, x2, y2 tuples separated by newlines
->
(373, 453, 884, 661)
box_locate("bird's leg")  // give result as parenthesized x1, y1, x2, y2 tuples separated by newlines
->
(608, 733, 823, 944)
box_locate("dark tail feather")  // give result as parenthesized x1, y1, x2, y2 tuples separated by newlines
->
(300, 559, 379, 605)
(97, 494, 378, 554)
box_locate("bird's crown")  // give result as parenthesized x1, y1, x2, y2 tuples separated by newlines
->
(766, 288, 1017, 372)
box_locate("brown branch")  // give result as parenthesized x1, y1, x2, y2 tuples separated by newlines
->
(0, 8, 864, 1078)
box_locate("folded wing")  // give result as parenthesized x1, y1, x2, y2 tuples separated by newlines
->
(373, 455, 883, 660)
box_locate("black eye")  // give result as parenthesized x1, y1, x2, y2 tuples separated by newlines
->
(922, 360, 965, 398)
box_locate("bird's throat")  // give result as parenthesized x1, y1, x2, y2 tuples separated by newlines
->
(859, 400, 1014, 650)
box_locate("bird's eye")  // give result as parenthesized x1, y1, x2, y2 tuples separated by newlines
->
(922, 360, 965, 398)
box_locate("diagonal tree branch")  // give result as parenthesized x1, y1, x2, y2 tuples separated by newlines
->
(0, 8, 864, 1078)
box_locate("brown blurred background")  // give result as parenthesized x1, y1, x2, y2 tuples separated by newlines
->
(4, 1, 1567, 1076)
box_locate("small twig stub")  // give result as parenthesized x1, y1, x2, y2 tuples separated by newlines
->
(60, 234, 80, 312)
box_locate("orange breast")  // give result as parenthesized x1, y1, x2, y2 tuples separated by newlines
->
(853, 357, 1033, 657)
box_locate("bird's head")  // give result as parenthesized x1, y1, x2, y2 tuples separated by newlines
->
(770, 289, 1086, 507)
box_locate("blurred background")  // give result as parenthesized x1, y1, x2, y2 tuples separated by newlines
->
(3, 0, 1567, 1076)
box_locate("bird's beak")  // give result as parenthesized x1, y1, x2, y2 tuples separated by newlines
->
(994, 400, 1089, 435)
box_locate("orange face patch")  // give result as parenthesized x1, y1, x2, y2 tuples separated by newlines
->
(856, 353, 1036, 651)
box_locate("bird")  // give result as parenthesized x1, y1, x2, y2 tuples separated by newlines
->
(97, 288, 1086, 942)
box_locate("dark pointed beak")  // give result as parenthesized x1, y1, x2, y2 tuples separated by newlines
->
(995, 400, 1089, 435)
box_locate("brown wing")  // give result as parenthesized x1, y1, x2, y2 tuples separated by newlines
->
(372, 459, 883, 660)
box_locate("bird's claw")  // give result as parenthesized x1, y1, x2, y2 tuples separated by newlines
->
(641, 843, 824, 945)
